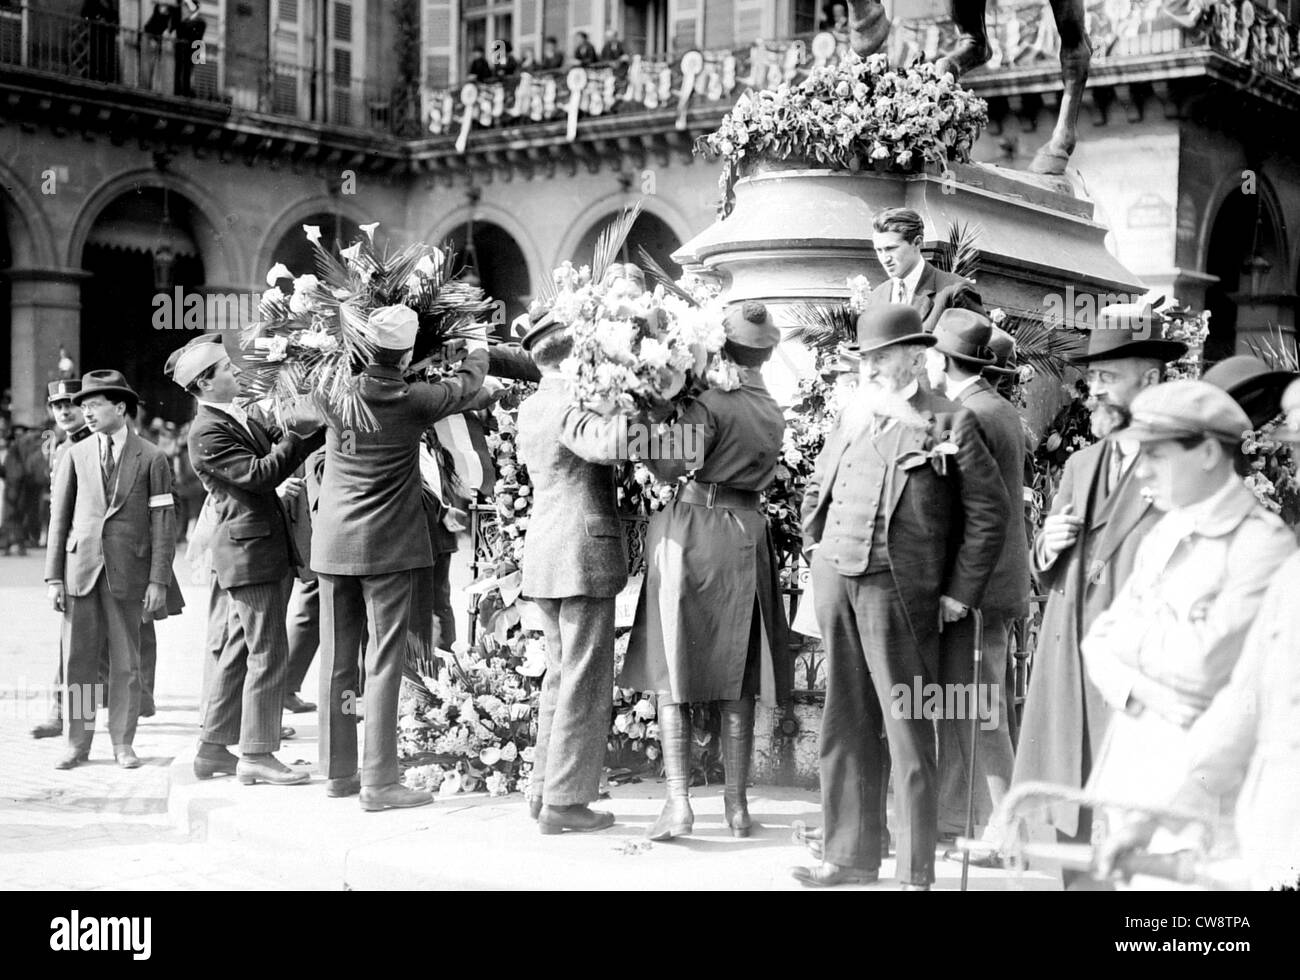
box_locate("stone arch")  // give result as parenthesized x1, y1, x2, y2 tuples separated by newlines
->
(255, 196, 376, 284)
(556, 193, 693, 275)
(0, 157, 60, 270)
(424, 200, 546, 296)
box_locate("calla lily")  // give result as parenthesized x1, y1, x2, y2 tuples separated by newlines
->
(265, 262, 292, 286)
(340, 243, 362, 263)
(413, 254, 438, 277)
(360, 221, 380, 242)
(302, 224, 322, 245)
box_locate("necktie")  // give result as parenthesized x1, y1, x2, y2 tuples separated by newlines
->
(1107, 443, 1125, 497)
(893, 278, 906, 304)
(101, 435, 116, 494)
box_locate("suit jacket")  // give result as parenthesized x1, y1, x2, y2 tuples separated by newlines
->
(312, 350, 488, 576)
(188, 404, 325, 589)
(516, 376, 629, 599)
(1011, 438, 1163, 835)
(802, 386, 1008, 642)
(869, 259, 984, 331)
(952, 378, 1031, 617)
(45, 428, 176, 602)
(488, 343, 541, 384)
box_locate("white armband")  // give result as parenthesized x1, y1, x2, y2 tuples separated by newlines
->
(148, 493, 175, 509)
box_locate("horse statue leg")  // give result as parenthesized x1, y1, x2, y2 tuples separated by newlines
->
(935, 0, 993, 79)
(1030, 0, 1093, 174)
(847, 0, 893, 58)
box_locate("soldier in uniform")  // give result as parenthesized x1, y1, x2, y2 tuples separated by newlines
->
(516, 311, 628, 835)
(313, 307, 488, 811)
(621, 301, 792, 841)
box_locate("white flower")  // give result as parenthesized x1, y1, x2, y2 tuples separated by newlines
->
(340, 243, 362, 263)
(360, 222, 380, 242)
(414, 252, 440, 277)
(638, 337, 672, 370)
(302, 225, 322, 245)
(254, 336, 289, 362)
(265, 262, 292, 286)
(261, 287, 285, 304)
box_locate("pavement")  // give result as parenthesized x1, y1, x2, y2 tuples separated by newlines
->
(0, 548, 1061, 891)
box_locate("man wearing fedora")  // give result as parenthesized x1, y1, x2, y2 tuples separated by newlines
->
(925, 309, 1030, 847)
(1079, 380, 1293, 846)
(171, 335, 323, 786)
(313, 307, 488, 811)
(516, 310, 628, 835)
(1010, 303, 1188, 882)
(794, 303, 1007, 889)
(45, 370, 176, 769)
(1203, 354, 1298, 430)
(869, 208, 985, 331)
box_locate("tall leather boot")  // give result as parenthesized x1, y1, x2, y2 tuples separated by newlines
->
(648, 702, 693, 841)
(720, 697, 755, 838)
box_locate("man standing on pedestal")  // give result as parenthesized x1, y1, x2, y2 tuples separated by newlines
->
(868, 208, 984, 331)
(313, 307, 488, 811)
(793, 305, 1007, 888)
(1011, 305, 1188, 883)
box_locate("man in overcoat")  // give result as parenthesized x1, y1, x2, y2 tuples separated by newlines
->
(46, 371, 175, 769)
(793, 304, 1007, 888)
(516, 312, 628, 835)
(926, 309, 1030, 844)
(1010, 305, 1187, 873)
(868, 208, 984, 331)
(312, 307, 488, 811)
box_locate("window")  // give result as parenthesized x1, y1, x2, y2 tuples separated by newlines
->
(620, 0, 669, 56)
(463, 0, 513, 76)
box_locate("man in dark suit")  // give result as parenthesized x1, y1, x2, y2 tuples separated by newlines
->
(925, 309, 1030, 847)
(573, 31, 598, 66)
(516, 312, 628, 835)
(172, 336, 324, 786)
(1010, 304, 1187, 885)
(792, 304, 1007, 888)
(313, 306, 488, 811)
(46, 371, 176, 770)
(281, 446, 324, 714)
(869, 207, 984, 331)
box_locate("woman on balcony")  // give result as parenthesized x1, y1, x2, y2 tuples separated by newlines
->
(621, 300, 792, 842)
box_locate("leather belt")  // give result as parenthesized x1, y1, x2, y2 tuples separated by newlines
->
(677, 481, 761, 511)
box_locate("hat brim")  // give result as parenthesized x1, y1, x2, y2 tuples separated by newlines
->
(1108, 421, 1239, 445)
(519, 313, 563, 352)
(1070, 340, 1188, 365)
(935, 344, 997, 367)
(845, 333, 937, 355)
(1222, 371, 1297, 398)
(72, 385, 139, 405)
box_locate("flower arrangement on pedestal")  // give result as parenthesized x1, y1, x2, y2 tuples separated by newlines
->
(243, 222, 493, 431)
(698, 52, 989, 216)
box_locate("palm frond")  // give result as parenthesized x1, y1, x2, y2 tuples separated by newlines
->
(940, 219, 982, 281)
(1245, 324, 1300, 372)
(1004, 312, 1084, 381)
(786, 302, 856, 350)
(636, 246, 698, 306)
(591, 200, 645, 284)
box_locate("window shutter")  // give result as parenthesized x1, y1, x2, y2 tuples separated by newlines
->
(669, 0, 702, 53)
(423, 0, 457, 88)
(703, 0, 734, 49)
(733, 0, 770, 44)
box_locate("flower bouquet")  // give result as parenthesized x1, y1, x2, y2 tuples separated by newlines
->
(242, 222, 494, 432)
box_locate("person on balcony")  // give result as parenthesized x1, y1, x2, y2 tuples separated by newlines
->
(573, 31, 598, 67)
(868, 207, 984, 332)
(173, 0, 205, 98)
(493, 40, 520, 79)
(540, 36, 565, 71)
(600, 28, 630, 80)
(467, 46, 494, 83)
(621, 302, 792, 843)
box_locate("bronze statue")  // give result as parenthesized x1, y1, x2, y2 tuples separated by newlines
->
(848, 0, 1090, 175)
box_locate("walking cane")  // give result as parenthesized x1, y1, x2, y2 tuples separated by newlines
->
(960, 609, 984, 893)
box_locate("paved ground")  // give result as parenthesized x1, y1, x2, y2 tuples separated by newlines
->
(0, 549, 1060, 891)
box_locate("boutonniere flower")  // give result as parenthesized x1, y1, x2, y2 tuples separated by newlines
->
(896, 439, 959, 475)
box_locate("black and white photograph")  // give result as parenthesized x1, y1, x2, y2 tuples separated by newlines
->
(0, 0, 1295, 946)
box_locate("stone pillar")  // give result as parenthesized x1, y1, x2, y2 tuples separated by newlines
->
(7, 268, 88, 425)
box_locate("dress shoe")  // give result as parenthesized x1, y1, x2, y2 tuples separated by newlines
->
(236, 755, 310, 786)
(280, 726, 296, 740)
(791, 863, 880, 888)
(114, 746, 142, 769)
(139, 698, 156, 719)
(284, 694, 316, 713)
(326, 773, 362, 798)
(193, 746, 239, 779)
(538, 804, 615, 835)
(529, 795, 543, 820)
(359, 782, 433, 812)
(30, 721, 62, 739)
(54, 747, 91, 770)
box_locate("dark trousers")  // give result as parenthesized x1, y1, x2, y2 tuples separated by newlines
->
(938, 611, 1016, 836)
(432, 551, 456, 649)
(319, 571, 413, 787)
(63, 575, 141, 752)
(284, 577, 320, 696)
(200, 574, 290, 754)
(813, 555, 938, 886)
(50, 620, 156, 722)
(532, 595, 615, 806)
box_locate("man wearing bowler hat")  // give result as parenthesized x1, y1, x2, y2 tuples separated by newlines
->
(1203, 354, 1298, 430)
(925, 309, 1030, 849)
(172, 334, 323, 786)
(1010, 302, 1188, 884)
(45, 370, 176, 769)
(794, 304, 1007, 888)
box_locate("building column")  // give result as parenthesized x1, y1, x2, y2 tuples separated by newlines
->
(7, 267, 88, 425)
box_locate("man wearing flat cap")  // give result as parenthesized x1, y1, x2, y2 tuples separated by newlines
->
(925, 309, 1029, 848)
(794, 303, 1007, 889)
(1011, 303, 1189, 881)
(1080, 380, 1294, 847)
(622, 301, 791, 842)
(515, 310, 629, 835)
(173, 335, 323, 786)
(45, 370, 176, 770)
(1203, 354, 1298, 430)
(313, 306, 489, 811)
